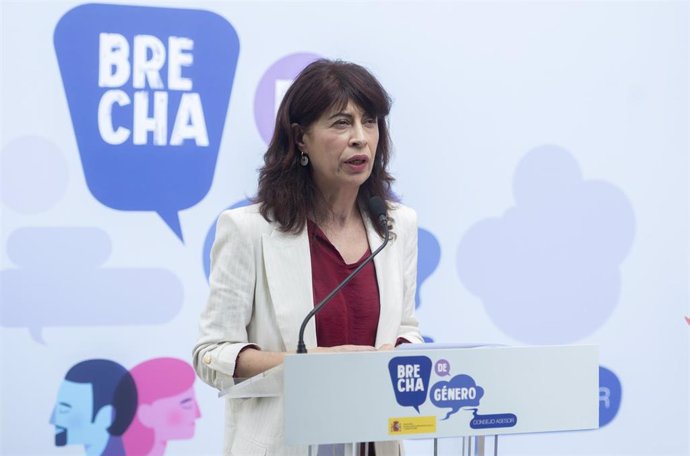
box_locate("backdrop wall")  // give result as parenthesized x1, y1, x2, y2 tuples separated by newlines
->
(1, 1, 688, 455)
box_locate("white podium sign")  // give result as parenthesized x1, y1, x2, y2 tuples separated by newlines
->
(284, 345, 598, 445)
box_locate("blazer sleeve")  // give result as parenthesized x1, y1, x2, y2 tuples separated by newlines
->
(397, 205, 424, 344)
(192, 209, 259, 391)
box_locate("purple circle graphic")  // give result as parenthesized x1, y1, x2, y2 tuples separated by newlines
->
(253, 52, 321, 144)
(434, 359, 450, 377)
(1, 136, 68, 213)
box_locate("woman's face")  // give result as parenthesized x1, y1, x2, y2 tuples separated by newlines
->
(300, 100, 379, 196)
(143, 385, 201, 441)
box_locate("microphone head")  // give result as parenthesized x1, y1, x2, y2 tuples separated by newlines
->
(368, 196, 388, 224)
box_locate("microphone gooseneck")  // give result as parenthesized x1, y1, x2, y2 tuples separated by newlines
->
(296, 197, 390, 354)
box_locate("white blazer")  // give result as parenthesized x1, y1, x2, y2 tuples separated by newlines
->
(193, 202, 423, 455)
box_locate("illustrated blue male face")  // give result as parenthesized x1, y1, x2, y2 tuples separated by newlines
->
(49, 380, 102, 446)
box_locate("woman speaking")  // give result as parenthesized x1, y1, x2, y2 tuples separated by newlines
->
(193, 59, 423, 455)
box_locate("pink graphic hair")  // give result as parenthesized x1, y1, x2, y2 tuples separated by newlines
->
(122, 357, 196, 455)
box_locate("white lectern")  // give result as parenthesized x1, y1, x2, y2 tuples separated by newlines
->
(226, 345, 598, 455)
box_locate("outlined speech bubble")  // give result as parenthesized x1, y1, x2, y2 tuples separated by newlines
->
(430, 374, 484, 420)
(0, 227, 184, 343)
(388, 356, 432, 413)
(54, 4, 240, 241)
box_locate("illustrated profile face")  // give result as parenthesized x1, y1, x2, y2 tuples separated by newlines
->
(49, 380, 111, 446)
(139, 385, 201, 440)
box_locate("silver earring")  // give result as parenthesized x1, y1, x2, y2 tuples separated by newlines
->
(300, 152, 309, 167)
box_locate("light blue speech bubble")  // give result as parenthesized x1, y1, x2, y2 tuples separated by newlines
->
(457, 145, 635, 343)
(54, 4, 240, 241)
(1, 227, 184, 343)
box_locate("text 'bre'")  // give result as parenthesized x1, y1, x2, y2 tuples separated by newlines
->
(98, 33, 208, 147)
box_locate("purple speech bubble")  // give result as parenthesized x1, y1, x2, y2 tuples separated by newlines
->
(254, 52, 321, 144)
(434, 359, 450, 377)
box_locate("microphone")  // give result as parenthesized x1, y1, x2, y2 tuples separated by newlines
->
(368, 195, 388, 227)
(296, 196, 390, 354)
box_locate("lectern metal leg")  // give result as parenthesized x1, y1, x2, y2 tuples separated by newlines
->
(433, 438, 438, 456)
(467, 435, 498, 456)
(460, 436, 496, 456)
(476, 436, 486, 456)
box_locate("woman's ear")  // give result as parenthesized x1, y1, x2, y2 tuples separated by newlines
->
(292, 123, 305, 150)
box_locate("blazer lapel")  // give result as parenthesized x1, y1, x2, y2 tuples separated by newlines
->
(363, 213, 400, 347)
(262, 226, 316, 351)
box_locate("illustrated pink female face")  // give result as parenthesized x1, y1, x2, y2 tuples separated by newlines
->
(141, 385, 201, 441)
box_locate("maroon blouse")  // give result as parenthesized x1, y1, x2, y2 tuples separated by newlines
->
(307, 220, 380, 347)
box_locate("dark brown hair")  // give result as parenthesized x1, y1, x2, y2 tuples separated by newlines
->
(256, 59, 395, 236)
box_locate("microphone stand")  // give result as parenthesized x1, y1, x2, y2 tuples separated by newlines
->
(296, 214, 389, 354)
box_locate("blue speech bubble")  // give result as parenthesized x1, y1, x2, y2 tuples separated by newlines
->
(54, 4, 240, 242)
(430, 374, 484, 420)
(417, 228, 441, 309)
(202, 198, 253, 281)
(418, 227, 441, 342)
(599, 365, 622, 427)
(468, 409, 517, 429)
(388, 356, 432, 413)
